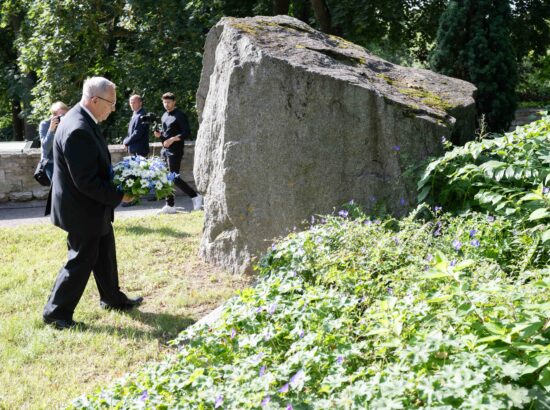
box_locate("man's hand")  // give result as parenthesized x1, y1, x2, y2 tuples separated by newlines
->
(162, 136, 181, 148)
(48, 116, 61, 132)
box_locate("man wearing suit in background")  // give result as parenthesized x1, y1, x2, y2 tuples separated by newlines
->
(121, 94, 150, 207)
(123, 94, 149, 157)
(43, 77, 143, 330)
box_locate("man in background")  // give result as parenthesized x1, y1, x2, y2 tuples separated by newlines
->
(154, 92, 202, 214)
(43, 76, 143, 330)
(123, 94, 149, 157)
(121, 94, 150, 206)
(39, 101, 69, 181)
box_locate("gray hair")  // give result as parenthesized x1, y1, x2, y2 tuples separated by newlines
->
(81, 77, 116, 100)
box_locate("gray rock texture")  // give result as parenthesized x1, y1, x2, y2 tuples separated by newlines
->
(195, 15, 477, 274)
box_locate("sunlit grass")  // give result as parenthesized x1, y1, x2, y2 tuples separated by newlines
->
(0, 213, 251, 409)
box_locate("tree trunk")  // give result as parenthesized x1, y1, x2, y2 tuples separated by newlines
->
(273, 0, 290, 15)
(310, 0, 332, 33)
(11, 100, 23, 141)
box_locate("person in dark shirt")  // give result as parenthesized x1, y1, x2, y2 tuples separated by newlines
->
(154, 92, 202, 213)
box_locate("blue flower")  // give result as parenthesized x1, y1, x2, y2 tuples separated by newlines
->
(487, 215, 495, 222)
(261, 396, 271, 407)
(287, 404, 294, 410)
(230, 328, 236, 339)
(215, 395, 223, 408)
(290, 370, 304, 385)
(470, 239, 480, 247)
(450, 259, 457, 266)
(469, 229, 477, 238)
(338, 210, 349, 218)
(268, 303, 277, 315)
(399, 198, 406, 206)
(543, 186, 549, 195)
(337, 355, 344, 364)
(392, 145, 401, 151)
(259, 366, 266, 377)
(452, 240, 462, 251)
(279, 383, 289, 393)
(140, 390, 148, 401)
(434, 205, 442, 213)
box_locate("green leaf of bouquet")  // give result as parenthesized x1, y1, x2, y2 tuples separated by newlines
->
(484, 322, 507, 336)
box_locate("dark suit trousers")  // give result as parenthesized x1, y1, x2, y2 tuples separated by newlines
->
(164, 150, 197, 207)
(43, 225, 127, 321)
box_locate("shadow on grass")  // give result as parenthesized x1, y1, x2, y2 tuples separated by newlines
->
(84, 310, 196, 344)
(117, 225, 191, 238)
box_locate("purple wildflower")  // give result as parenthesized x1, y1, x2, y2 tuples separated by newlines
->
(230, 328, 236, 339)
(261, 396, 271, 407)
(452, 240, 462, 251)
(393, 236, 399, 245)
(450, 259, 457, 267)
(434, 205, 442, 213)
(290, 270, 297, 277)
(543, 186, 549, 195)
(469, 229, 477, 238)
(298, 329, 305, 338)
(338, 209, 349, 218)
(399, 198, 406, 206)
(287, 404, 294, 410)
(268, 303, 277, 315)
(470, 239, 480, 247)
(487, 215, 495, 222)
(392, 145, 401, 151)
(255, 352, 264, 363)
(337, 355, 344, 364)
(370, 195, 377, 202)
(259, 366, 266, 377)
(441, 136, 447, 143)
(387, 287, 394, 295)
(140, 390, 149, 401)
(364, 220, 372, 225)
(290, 370, 304, 385)
(349, 199, 355, 204)
(215, 395, 223, 408)
(433, 221, 442, 237)
(279, 383, 289, 393)
(425, 254, 433, 262)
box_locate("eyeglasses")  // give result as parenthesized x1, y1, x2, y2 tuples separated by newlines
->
(94, 95, 116, 107)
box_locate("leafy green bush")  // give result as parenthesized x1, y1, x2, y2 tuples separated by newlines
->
(418, 113, 550, 252)
(71, 208, 549, 409)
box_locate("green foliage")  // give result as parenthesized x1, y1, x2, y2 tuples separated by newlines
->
(417, 113, 550, 267)
(430, 0, 518, 132)
(70, 207, 549, 409)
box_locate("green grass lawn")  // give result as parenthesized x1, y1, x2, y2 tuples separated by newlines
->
(0, 213, 251, 409)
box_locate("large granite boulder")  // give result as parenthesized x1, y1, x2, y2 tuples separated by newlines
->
(195, 15, 477, 274)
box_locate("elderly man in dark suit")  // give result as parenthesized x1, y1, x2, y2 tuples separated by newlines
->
(43, 76, 143, 330)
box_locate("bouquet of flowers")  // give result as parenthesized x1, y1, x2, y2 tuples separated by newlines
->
(112, 155, 176, 200)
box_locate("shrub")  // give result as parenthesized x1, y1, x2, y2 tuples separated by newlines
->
(418, 113, 550, 265)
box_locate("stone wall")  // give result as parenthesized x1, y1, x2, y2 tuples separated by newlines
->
(0, 142, 195, 203)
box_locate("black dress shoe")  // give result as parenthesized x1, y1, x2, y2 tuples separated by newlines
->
(43, 316, 84, 330)
(100, 296, 144, 312)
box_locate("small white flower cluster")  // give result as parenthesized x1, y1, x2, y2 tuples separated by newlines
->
(112, 155, 176, 200)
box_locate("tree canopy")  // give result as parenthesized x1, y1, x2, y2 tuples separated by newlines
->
(0, 0, 547, 141)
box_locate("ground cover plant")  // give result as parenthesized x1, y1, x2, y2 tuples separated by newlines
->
(70, 117, 549, 409)
(0, 213, 250, 410)
(71, 208, 549, 409)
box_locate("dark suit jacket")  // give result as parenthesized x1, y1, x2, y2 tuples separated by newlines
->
(46, 104, 123, 236)
(123, 107, 149, 156)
